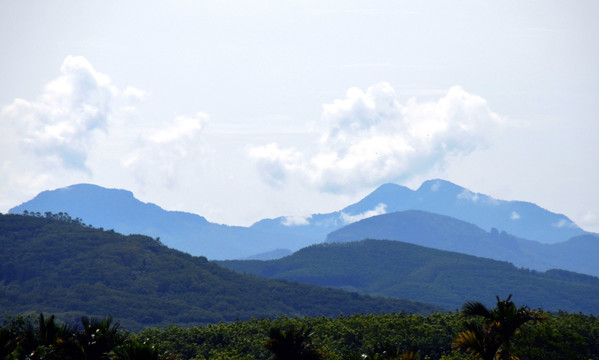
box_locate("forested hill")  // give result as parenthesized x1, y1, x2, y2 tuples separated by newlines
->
(218, 239, 599, 313)
(0, 214, 439, 331)
(325, 210, 599, 277)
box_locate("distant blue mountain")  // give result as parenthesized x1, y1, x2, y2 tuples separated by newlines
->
(325, 210, 599, 277)
(8, 184, 307, 260)
(251, 179, 587, 244)
(9, 179, 590, 260)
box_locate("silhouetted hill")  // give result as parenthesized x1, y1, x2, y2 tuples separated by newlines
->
(8, 184, 308, 259)
(218, 239, 599, 313)
(0, 214, 440, 331)
(324, 210, 599, 277)
(251, 179, 587, 245)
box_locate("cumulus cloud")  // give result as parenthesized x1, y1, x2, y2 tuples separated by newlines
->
(250, 82, 503, 192)
(0, 55, 209, 209)
(1, 56, 115, 170)
(248, 143, 304, 187)
(340, 203, 387, 224)
(120, 112, 208, 189)
(510, 211, 521, 220)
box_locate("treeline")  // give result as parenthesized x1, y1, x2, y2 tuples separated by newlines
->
(138, 309, 599, 360)
(2, 301, 598, 359)
(0, 314, 160, 360)
(20, 210, 89, 227)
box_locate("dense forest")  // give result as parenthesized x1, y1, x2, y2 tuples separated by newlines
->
(2, 213, 599, 359)
(0, 214, 437, 331)
(219, 239, 599, 313)
(2, 302, 598, 359)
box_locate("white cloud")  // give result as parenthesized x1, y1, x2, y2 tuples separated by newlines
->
(1, 55, 115, 170)
(248, 143, 304, 187)
(340, 203, 387, 224)
(282, 215, 311, 226)
(510, 211, 521, 220)
(122, 86, 150, 102)
(457, 189, 480, 202)
(0, 55, 209, 210)
(250, 83, 503, 192)
(117, 112, 208, 190)
(552, 218, 577, 228)
(579, 211, 599, 231)
(145, 113, 207, 144)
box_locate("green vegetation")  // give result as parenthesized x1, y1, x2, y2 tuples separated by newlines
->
(0, 214, 438, 331)
(453, 295, 545, 360)
(2, 308, 598, 360)
(218, 239, 599, 313)
(0, 313, 158, 360)
(137, 309, 598, 359)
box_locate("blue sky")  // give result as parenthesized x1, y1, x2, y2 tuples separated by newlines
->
(1, 0, 598, 232)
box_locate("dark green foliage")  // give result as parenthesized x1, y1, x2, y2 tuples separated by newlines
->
(454, 295, 544, 360)
(0, 314, 167, 360)
(218, 239, 599, 313)
(137, 311, 599, 360)
(2, 310, 597, 360)
(264, 325, 323, 360)
(0, 214, 437, 331)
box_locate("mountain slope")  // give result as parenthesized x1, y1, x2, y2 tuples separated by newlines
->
(325, 210, 599, 277)
(251, 179, 587, 245)
(8, 184, 312, 259)
(218, 239, 599, 313)
(0, 214, 438, 331)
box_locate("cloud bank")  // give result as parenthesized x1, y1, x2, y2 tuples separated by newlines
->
(250, 82, 503, 192)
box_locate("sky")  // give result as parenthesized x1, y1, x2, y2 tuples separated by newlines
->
(1, 1, 598, 232)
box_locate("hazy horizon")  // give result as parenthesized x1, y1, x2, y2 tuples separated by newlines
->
(1, 1, 598, 231)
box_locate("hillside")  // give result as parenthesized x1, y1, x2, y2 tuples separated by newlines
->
(0, 214, 439, 331)
(8, 184, 312, 259)
(218, 239, 599, 313)
(325, 210, 599, 277)
(251, 179, 587, 245)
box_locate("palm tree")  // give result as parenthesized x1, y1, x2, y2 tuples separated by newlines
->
(452, 321, 501, 360)
(453, 295, 544, 360)
(110, 340, 160, 360)
(76, 316, 124, 360)
(264, 325, 323, 360)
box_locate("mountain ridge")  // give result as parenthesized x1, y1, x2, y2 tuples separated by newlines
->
(325, 210, 599, 277)
(218, 239, 599, 313)
(9, 179, 591, 260)
(0, 213, 438, 331)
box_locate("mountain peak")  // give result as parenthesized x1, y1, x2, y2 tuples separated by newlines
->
(417, 179, 466, 194)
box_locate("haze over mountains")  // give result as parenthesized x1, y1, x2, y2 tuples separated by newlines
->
(252, 179, 587, 246)
(9, 179, 592, 262)
(4, 179, 599, 326)
(8, 184, 310, 259)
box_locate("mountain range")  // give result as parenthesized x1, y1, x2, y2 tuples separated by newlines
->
(218, 239, 599, 313)
(325, 210, 599, 277)
(9, 179, 591, 260)
(0, 214, 436, 331)
(8, 184, 310, 259)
